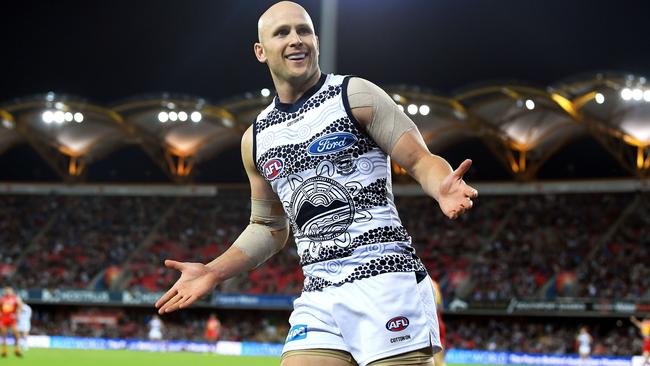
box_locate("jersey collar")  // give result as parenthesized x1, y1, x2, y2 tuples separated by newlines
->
(274, 73, 328, 113)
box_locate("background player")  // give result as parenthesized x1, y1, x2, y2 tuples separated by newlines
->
(575, 326, 592, 361)
(1, 286, 22, 357)
(148, 314, 164, 341)
(631, 316, 650, 366)
(205, 313, 221, 342)
(17, 301, 31, 352)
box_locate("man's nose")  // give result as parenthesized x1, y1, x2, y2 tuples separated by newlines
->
(289, 30, 303, 46)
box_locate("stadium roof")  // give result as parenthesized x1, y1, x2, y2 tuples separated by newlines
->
(1, 72, 648, 182)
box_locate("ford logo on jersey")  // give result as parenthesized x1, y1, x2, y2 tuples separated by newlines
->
(307, 132, 357, 156)
(263, 158, 284, 180)
(286, 324, 308, 342)
(386, 316, 410, 332)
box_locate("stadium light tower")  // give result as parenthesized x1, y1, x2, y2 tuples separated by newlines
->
(319, 0, 338, 74)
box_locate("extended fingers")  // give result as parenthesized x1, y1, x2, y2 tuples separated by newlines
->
(446, 196, 474, 220)
(178, 295, 198, 309)
(164, 259, 184, 271)
(465, 186, 478, 198)
(158, 291, 185, 314)
(463, 196, 474, 209)
(155, 287, 177, 309)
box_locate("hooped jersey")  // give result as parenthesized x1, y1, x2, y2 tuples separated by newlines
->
(253, 73, 425, 292)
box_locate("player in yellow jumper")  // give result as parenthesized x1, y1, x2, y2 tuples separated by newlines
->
(631, 316, 650, 366)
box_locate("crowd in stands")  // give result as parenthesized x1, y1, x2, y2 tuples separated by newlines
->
(468, 194, 632, 301)
(11, 196, 171, 289)
(2, 191, 647, 301)
(125, 190, 303, 294)
(445, 317, 640, 356)
(396, 195, 508, 301)
(576, 194, 650, 300)
(0, 195, 57, 281)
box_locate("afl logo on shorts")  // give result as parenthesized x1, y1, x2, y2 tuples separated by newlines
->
(386, 316, 409, 332)
(308, 132, 357, 156)
(264, 158, 284, 180)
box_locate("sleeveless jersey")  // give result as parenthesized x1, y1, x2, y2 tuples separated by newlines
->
(642, 321, 650, 338)
(253, 73, 425, 292)
(577, 332, 590, 347)
(1, 295, 17, 317)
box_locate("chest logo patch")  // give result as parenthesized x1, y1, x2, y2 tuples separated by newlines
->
(307, 132, 357, 156)
(263, 158, 284, 180)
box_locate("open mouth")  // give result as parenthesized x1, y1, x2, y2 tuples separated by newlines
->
(285, 53, 307, 61)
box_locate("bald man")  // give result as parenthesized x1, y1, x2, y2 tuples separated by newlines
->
(155, 2, 478, 365)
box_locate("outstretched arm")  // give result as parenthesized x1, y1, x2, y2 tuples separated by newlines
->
(155, 126, 289, 314)
(348, 77, 478, 219)
(631, 316, 642, 328)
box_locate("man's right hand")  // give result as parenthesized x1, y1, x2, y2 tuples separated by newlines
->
(154, 260, 218, 314)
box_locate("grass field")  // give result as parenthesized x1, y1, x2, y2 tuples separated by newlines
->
(0, 348, 280, 366)
(0, 348, 486, 366)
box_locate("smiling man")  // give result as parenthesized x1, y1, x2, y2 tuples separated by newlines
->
(155, 2, 477, 365)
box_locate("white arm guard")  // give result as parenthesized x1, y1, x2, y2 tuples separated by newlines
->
(232, 198, 289, 268)
(347, 77, 417, 154)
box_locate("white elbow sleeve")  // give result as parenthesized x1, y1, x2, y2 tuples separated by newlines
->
(347, 77, 416, 154)
(232, 198, 289, 267)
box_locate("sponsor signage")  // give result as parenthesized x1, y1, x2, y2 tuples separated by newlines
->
(17, 335, 639, 364)
(122, 291, 165, 305)
(285, 324, 308, 343)
(16, 289, 648, 315)
(452, 299, 642, 315)
(446, 350, 630, 366)
(241, 341, 283, 356)
(307, 133, 357, 155)
(213, 294, 297, 309)
(41, 289, 114, 303)
(19, 289, 296, 309)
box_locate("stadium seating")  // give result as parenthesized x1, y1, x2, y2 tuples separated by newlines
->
(3, 192, 645, 301)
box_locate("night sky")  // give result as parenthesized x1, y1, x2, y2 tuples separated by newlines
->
(1, 0, 649, 182)
(3, 0, 649, 103)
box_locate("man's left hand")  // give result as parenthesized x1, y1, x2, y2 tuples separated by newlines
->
(438, 159, 478, 219)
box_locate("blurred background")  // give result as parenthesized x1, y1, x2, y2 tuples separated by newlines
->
(1, 0, 649, 365)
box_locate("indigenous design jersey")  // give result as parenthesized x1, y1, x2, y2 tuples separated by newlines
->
(254, 74, 425, 292)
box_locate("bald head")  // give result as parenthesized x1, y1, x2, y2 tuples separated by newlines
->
(257, 1, 314, 43)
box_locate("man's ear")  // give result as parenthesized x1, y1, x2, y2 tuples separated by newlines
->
(254, 43, 267, 63)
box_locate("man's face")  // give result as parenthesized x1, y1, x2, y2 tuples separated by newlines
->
(256, 6, 319, 84)
(3, 287, 12, 296)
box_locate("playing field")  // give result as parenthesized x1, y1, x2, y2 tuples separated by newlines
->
(1, 348, 279, 366)
(0, 348, 487, 366)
